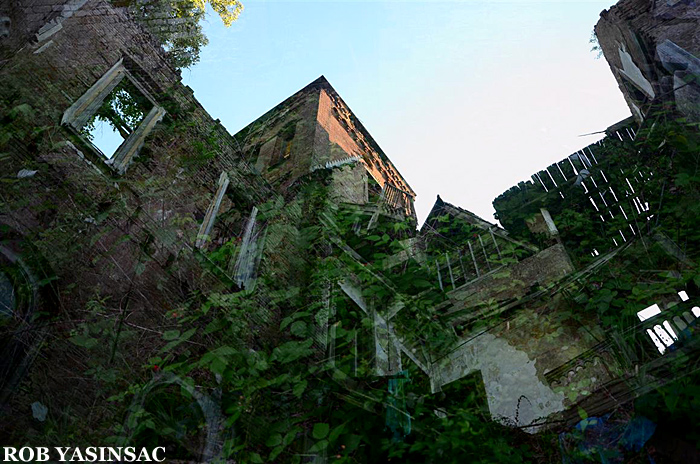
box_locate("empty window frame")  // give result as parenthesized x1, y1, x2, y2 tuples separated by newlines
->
(644, 308, 699, 355)
(637, 303, 661, 322)
(61, 58, 165, 173)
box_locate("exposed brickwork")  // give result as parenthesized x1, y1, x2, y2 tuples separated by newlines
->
(315, 87, 414, 197)
(235, 77, 416, 219)
(0, 0, 274, 427)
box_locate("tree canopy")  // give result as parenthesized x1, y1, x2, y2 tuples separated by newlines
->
(125, 0, 243, 68)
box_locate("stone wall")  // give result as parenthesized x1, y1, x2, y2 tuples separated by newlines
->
(595, 0, 700, 121)
(0, 0, 274, 426)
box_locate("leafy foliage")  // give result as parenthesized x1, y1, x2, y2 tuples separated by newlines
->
(124, 0, 243, 68)
(81, 78, 154, 145)
(4, 57, 700, 461)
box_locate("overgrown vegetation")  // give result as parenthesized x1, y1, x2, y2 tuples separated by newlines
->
(2, 42, 700, 461)
(123, 0, 243, 68)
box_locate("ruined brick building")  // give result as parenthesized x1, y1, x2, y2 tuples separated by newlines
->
(0, 0, 699, 461)
(594, 0, 700, 122)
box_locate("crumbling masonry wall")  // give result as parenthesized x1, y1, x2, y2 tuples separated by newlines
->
(595, 0, 700, 121)
(234, 77, 417, 219)
(0, 0, 274, 436)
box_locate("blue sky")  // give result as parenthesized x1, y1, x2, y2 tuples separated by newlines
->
(182, 0, 631, 225)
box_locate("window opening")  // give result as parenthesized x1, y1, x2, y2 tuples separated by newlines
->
(637, 303, 661, 322)
(647, 329, 665, 354)
(80, 78, 154, 159)
(662, 321, 678, 341)
(653, 325, 674, 347)
(196, 172, 230, 248)
(673, 316, 687, 331)
(62, 58, 165, 173)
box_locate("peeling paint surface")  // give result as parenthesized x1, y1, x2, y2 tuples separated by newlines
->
(436, 333, 565, 430)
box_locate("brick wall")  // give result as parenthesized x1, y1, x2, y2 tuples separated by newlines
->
(234, 76, 417, 220)
(0, 0, 275, 429)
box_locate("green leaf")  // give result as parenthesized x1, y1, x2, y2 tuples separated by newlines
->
(292, 380, 307, 398)
(159, 328, 196, 354)
(335, 326, 347, 338)
(283, 427, 301, 446)
(9, 103, 34, 121)
(312, 423, 329, 440)
(329, 423, 345, 443)
(163, 330, 180, 341)
(265, 433, 282, 448)
(271, 339, 314, 364)
(249, 453, 264, 463)
(134, 262, 146, 276)
(290, 321, 307, 337)
(663, 390, 680, 413)
(69, 334, 98, 349)
(212, 345, 237, 356)
(254, 356, 269, 372)
(343, 434, 362, 451)
(204, 319, 225, 334)
(269, 445, 285, 461)
(280, 316, 293, 331)
(578, 407, 588, 420)
(180, 328, 197, 340)
(308, 440, 328, 453)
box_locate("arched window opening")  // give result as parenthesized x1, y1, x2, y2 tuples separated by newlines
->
(647, 329, 665, 354)
(662, 321, 678, 341)
(653, 325, 674, 347)
(673, 316, 687, 332)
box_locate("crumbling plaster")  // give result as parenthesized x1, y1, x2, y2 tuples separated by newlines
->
(434, 332, 566, 429)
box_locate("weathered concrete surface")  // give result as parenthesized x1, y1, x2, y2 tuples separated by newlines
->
(440, 293, 619, 428)
(331, 162, 369, 205)
(431, 289, 615, 430)
(659, 39, 700, 121)
(434, 332, 566, 428)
